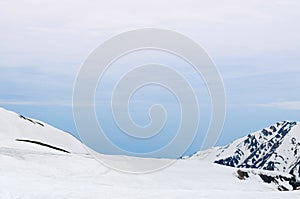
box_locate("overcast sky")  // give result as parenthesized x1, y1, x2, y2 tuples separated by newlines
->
(0, 0, 299, 157)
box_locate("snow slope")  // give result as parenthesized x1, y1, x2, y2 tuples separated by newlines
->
(0, 107, 299, 198)
(215, 121, 299, 173)
(192, 121, 300, 187)
(0, 107, 86, 154)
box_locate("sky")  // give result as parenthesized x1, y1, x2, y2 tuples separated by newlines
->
(0, 0, 300, 157)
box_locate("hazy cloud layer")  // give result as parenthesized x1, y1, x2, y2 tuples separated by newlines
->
(256, 101, 300, 111)
(0, 0, 299, 152)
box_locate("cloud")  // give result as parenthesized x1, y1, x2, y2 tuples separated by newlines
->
(0, 0, 299, 102)
(0, 100, 72, 107)
(0, 0, 299, 113)
(256, 101, 300, 110)
(0, 99, 111, 108)
(1, 0, 300, 71)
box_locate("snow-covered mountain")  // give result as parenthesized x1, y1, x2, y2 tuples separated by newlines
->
(192, 121, 300, 184)
(218, 121, 300, 177)
(0, 107, 86, 154)
(0, 107, 300, 198)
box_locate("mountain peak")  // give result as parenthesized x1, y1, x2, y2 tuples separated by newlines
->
(0, 107, 86, 154)
(208, 121, 300, 180)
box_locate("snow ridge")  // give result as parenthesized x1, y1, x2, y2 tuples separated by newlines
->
(211, 121, 300, 179)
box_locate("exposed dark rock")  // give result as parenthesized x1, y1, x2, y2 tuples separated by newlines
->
(19, 115, 44, 127)
(16, 139, 70, 154)
(19, 115, 35, 124)
(236, 169, 300, 191)
(35, 121, 44, 127)
(237, 169, 249, 180)
(259, 173, 275, 183)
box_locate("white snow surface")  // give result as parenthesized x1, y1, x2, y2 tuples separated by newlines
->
(192, 121, 300, 179)
(0, 107, 299, 198)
